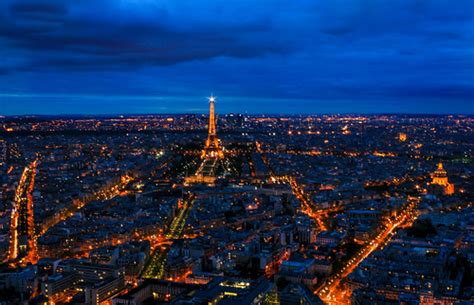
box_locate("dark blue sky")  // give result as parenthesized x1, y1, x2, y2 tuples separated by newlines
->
(0, 0, 473, 115)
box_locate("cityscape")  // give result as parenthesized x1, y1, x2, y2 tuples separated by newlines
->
(0, 98, 472, 304)
(0, 0, 473, 304)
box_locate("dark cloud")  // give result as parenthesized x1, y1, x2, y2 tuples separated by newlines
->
(10, 2, 67, 15)
(0, 0, 472, 114)
(391, 84, 474, 99)
(1, 0, 472, 72)
(0, 0, 292, 72)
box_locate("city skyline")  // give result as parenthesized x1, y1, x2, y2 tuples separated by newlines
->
(0, 112, 471, 304)
(1, 95, 474, 116)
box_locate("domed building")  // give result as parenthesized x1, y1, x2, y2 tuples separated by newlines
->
(430, 163, 454, 195)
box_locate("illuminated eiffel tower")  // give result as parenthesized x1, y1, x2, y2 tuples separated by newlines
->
(201, 95, 224, 159)
(185, 95, 224, 186)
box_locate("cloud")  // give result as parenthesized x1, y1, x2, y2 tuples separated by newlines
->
(0, 0, 472, 114)
(10, 1, 67, 15)
(390, 84, 474, 99)
(1, 0, 472, 73)
(0, 0, 294, 73)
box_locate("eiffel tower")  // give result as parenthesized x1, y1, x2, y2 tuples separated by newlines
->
(201, 95, 224, 159)
(185, 95, 224, 186)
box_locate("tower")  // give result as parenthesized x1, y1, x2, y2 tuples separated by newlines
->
(202, 95, 224, 159)
(185, 96, 225, 186)
(431, 163, 449, 186)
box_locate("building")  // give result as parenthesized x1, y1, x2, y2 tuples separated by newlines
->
(399, 132, 407, 142)
(279, 283, 324, 305)
(114, 275, 272, 304)
(276, 258, 318, 288)
(112, 279, 200, 304)
(0, 139, 7, 165)
(43, 260, 125, 303)
(85, 276, 126, 305)
(430, 163, 454, 195)
(42, 273, 77, 301)
(185, 277, 272, 305)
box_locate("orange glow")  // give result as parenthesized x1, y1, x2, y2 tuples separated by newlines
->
(201, 95, 224, 159)
(8, 160, 39, 265)
(287, 176, 327, 231)
(430, 163, 454, 195)
(38, 173, 134, 236)
(265, 249, 290, 277)
(373, 151, 397, 157)
(315, 198, 419, 303)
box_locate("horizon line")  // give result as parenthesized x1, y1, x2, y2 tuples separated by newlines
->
(1, 112, 473, 118)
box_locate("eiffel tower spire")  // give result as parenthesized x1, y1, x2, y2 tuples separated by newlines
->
(202, 95, 224, 159)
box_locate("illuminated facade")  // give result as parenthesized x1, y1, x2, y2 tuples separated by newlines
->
(184, 174, 216, 186)
(8, 160, 39, 265)
(399, 132, 407, 142)
(431, 163, 454, 195)
(185, 96, 224, 186)
(201, 95, 224, 159)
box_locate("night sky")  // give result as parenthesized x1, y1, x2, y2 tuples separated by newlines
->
(0, 0, 473, 115)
